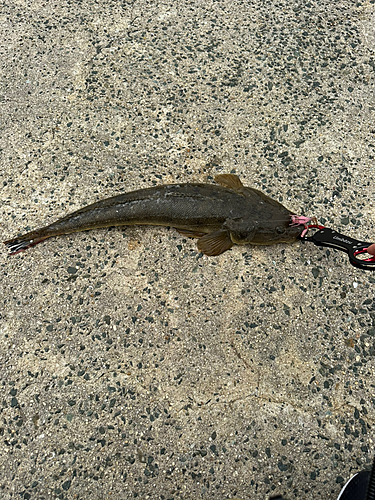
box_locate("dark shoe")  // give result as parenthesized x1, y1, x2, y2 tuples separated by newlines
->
(336, 470, 370, 500)
(337, 456, 375, 500)
(268, 457, 375, 500)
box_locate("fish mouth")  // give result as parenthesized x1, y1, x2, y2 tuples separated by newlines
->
(252, 226, 304, 245)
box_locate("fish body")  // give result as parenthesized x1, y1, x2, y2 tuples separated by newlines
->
(4, 174, 305, 256)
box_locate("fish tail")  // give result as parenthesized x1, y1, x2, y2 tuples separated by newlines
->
(3, 232, 50, 255)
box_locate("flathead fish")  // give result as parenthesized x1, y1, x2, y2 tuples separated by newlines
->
(4, 174, 312, 256)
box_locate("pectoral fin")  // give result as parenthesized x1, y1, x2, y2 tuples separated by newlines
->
(175, 229, 206, 239)
(197, 230, 233, 256)
(214, 174, 244, 191)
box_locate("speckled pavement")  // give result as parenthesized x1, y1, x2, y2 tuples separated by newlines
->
(1, 1, 375, 499)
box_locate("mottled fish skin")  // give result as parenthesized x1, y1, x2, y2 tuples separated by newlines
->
(3, 174, 305, 256)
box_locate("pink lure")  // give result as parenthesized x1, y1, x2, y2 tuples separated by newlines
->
(290, 215, 318, 237)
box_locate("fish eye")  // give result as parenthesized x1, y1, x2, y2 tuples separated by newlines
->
(276, 226, 284, 234)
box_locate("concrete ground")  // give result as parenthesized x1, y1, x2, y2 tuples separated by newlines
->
(1, 0, 375, 499)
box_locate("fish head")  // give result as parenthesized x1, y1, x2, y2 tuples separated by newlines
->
(251, 222, 304, 244)
(227, 218, 304, 245)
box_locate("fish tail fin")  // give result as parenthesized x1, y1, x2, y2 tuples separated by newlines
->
(3, 233, 50, 255)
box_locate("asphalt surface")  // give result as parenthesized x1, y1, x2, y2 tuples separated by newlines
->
(1, 1, 375, 499)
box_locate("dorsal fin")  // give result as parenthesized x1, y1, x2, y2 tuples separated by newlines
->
(214, 174, 244, 191)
